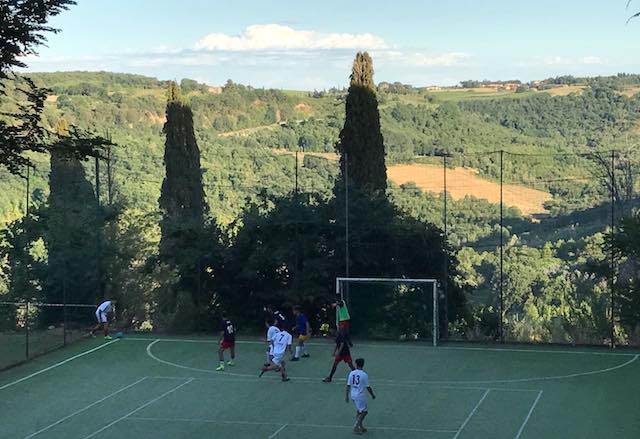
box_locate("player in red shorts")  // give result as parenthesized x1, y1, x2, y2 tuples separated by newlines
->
(216, 313, 236, 371)
(333, 297, 353, 347)
(322, 328, 355, 382)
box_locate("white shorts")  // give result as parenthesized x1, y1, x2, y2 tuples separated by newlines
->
(272, 352, 285, 366)
(95, 310, 108, 323)
(352, 395, 368, 413)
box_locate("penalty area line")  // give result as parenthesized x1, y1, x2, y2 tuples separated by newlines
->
(125, 336, 639, 357)
(145, 339, 639, 385)
(514, 390, 543, 439)
(126, 416, 458, 434)
(268, 424, 288, 438)
(0, 339, 119, 391)
(22, 376, 148, 439)
(453, 389, 490, 439)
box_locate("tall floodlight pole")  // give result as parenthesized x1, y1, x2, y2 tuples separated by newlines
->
(499, 150, 504, 343)
(345, 152, 350, 279)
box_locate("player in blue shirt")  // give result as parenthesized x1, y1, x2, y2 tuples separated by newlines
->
(216, 314, 236, 371)
(290, 305, 311, 361)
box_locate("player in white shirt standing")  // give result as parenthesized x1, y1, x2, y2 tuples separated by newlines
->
(259, 323, 292, 382)
(91, 300, 116, 340)
(346, 358, 376, 435)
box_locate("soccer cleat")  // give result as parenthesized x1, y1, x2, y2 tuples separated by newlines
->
(360, 427, 367, 433)
(259, 369, 266, 377)
(302, 353, 310, 358)
(352, 427, 363, 435)
(216, 364, 225, 371)
(263, 363, 270, 367)
(290, 357, 300, 362)
(227, 360, 235, 366)
(104, 335, 113, 340)
(281, 377, 290, 382)
(322, 377, 332, 383)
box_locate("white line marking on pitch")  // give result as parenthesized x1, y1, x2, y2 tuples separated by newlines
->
(268, 424, 288, 438)
(126, 416, 458, 434)
(145, 339, 639, 385)
(453, 389, 490, 439)
(82, 378, 193, 439)
(23, 376, 148, 439)
(126, 336, 639, 356)
(147, 374, 541, 394)
(514, 390, 543, 439)
(0, 339, 119, 391)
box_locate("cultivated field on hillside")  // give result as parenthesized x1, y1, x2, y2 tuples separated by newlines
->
(387, 164, 552, 216)
(273, 150, 551, 215)
(544, 85, 587, 96)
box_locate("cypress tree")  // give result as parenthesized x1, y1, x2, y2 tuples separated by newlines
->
(45, 117, 98, 322)
(158, 82, 206, 327)
(335, 52, 387, 195)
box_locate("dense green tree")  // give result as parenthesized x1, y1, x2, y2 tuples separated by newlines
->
(157, 82, 208, 330)
(336, 52, 387, 195)
(43, 118, 99, 323)
(0, 0, 110, 175)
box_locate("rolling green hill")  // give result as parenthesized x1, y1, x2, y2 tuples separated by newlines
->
(2, 71, 640, 343)
(2, 71, 639, 228)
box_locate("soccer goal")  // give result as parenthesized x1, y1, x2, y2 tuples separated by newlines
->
(336, 277, 440, 346)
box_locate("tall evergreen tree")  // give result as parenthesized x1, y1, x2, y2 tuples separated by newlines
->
(44, 118, 99, 322)
(335, 52, 387, 195)
(158, 82, 207, 328)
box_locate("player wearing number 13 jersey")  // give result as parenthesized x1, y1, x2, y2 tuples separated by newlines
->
(216, 314, 236, 371)
(346, 358, 376, 435)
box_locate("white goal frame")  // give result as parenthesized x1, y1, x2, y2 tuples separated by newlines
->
(336, 277, 439, 346)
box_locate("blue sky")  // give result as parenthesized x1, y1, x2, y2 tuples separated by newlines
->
(21, 0, 640, 89)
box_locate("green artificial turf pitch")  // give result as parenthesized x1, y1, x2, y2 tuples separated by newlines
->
(1, 335, 639, 438)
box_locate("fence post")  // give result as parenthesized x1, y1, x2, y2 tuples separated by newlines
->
(25, 165, 30, 217)
(95, 156, 102, 304)
(345, 152, 349, 279)
(294, 150, 300, 292)
(610, 150, 615, 348)
(63, 262, 68, 346)
(25, 301, 30, 360)
(442, 154, 449, 338)
(499, 150, 504, 343)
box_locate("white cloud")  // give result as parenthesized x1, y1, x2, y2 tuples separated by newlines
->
(544, 56, 569, 65)
(195, 24, 388, 51)
(582, 55, 602, 65)
(410, 52, 471, 66)
(544, 55, 604, 66)
(374, 50, 471, 66)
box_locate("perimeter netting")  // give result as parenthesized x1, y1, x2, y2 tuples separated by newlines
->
(336, 277, 439, 346)
(0, 301, 96, 370)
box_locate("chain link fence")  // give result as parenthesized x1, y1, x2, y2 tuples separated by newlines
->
(0, 302, 96, 371)
(1, 148, 637, 369)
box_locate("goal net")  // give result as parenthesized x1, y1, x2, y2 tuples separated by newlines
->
(336, 277, 439, 346)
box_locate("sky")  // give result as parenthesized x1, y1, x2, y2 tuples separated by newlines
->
(20, 0, 640, 90)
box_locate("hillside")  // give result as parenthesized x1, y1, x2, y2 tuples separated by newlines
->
(2, 71, 640, 345)
(2, 71, 639, 229)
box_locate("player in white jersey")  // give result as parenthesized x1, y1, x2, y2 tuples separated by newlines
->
(91, 300, 116, 340)
(346, 358, 376, 435)
(264, 318, 280, 367)
(259, 323, 292, 382)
